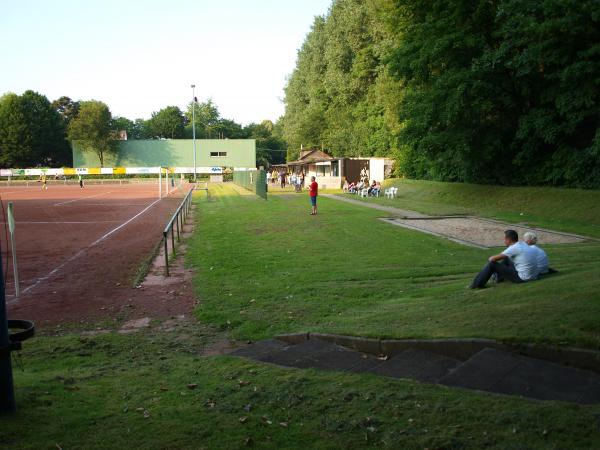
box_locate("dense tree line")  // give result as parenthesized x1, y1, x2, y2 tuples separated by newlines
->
(0, 91, 72, 167)
(282, 0, 600, 187)
(0, 92, 286, 168)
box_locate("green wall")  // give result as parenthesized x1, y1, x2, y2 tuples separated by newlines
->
(72, 139, 256, 168)
(233, 170, 267, 200)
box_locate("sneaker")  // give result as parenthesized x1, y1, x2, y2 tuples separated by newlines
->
(490, 273, 498, 284)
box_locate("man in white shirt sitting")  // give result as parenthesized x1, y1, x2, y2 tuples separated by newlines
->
(523, 231, 555, 276)
(469, 230, 539, 289)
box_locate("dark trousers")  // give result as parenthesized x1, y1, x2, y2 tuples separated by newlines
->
(470, 259, 523, 288)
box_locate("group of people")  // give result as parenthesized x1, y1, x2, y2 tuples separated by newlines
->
(267, 170, 305, 190)
(39, 174, 85, 189)
(343, 179, 381, 197)
(470, 230, 554, 289)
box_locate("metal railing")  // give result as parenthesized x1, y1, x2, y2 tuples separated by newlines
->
(163, 187, 195, 276)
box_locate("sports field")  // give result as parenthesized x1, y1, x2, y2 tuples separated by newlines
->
(2, 182, 191, 326)
(3, 181, 600, 449)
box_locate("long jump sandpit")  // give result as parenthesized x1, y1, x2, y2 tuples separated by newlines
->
(324, 194, 590, 248)
(379, 216, 587, 249)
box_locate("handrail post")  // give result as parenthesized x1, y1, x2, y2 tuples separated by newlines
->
(176, 211, 180, 241)
(163, 232, 169, 277)
(171, 226, 176, 256)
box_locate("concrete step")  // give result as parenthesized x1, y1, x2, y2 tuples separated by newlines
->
(234, 338, 382, 373)
(439, 348, 600, 404)
(369, 348, 462, 383)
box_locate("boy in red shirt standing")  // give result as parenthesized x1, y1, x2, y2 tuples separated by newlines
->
(309, 176, 318, 215)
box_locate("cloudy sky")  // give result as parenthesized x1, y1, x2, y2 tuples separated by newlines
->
(0, 0, 332, 125)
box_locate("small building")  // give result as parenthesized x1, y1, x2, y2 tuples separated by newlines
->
(286, 149, 394, 189)
(72, 139, 256, 172)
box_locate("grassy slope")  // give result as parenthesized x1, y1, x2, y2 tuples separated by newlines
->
(368, 179, 600, 239)
(191, 184, 600, 349)
(6, 182, 600, 449)
(5, 331, 600, 449)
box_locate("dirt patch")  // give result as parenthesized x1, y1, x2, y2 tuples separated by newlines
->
(381, 217, 586, 248)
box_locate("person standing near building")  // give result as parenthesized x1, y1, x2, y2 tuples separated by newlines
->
(308, 175, 318, 215)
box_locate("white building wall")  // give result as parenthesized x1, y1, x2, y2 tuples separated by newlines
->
(369, 158, 385, 183)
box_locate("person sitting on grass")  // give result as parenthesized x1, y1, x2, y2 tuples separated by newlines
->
(523, 231, 556, 276)
(469, 229, 539, 289)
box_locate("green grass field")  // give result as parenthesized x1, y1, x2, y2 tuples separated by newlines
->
(5, 180, 600, 449)
(191, 184, 600, 349)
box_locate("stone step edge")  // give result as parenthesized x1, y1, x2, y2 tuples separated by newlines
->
(274, 332, 600, 374)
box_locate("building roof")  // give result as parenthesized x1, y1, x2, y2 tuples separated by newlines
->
(287, 149, 334, 165)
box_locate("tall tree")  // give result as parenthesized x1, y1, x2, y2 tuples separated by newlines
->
(68, 100, 114, 166)
(147, 106, 185, 139)
(184, 99, 221, 138)
(244, 119, 287, 166)
(282, 1, 398, 160)
(51, 96, 80, 126)
(0, 90, 69, 167)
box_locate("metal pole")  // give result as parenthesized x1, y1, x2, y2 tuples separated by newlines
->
(159, 168, 162, 199)
(192, 84, 197, 182)
(0, 232, 16, 413)
(7, 203, 19, 298)
(165, 169, 169, 196)
(171, 226, 176, 256)
(163, 233, 169, 277)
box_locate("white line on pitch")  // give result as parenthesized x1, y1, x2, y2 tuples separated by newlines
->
(53, 191, 112, 206)
(16, 198, 162, 300)
(89, 198, 161, 246)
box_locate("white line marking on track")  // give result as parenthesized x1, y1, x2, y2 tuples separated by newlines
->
(90, 198, 161, 246)
(14, 198, 162, 301)
(53, 191, 112, 206)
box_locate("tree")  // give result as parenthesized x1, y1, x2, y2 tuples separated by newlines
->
(130, 118, 151, 139)
(111, 116, 135, 139)
(147, 106, 185, 139)
(0, 90, 70, 167)
(51, 96, 80, 126)
(244, 119, 288, 166)
(184, 99, 221, 138)
(68, 100, 114, 166)
(282, 1, 397, 160)
(282, 0, 600, 187)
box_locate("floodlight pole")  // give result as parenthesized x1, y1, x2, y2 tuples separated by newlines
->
(191, 84, 197, 182)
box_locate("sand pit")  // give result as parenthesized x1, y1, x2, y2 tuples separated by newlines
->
(380, 217, 587, 248)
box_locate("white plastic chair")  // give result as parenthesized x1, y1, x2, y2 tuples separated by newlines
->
(385, 187, 398, 199)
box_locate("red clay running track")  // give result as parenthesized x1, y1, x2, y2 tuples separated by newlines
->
(2, 183, 195, 328)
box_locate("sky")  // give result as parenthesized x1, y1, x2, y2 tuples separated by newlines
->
(0, 0, 332, 125)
